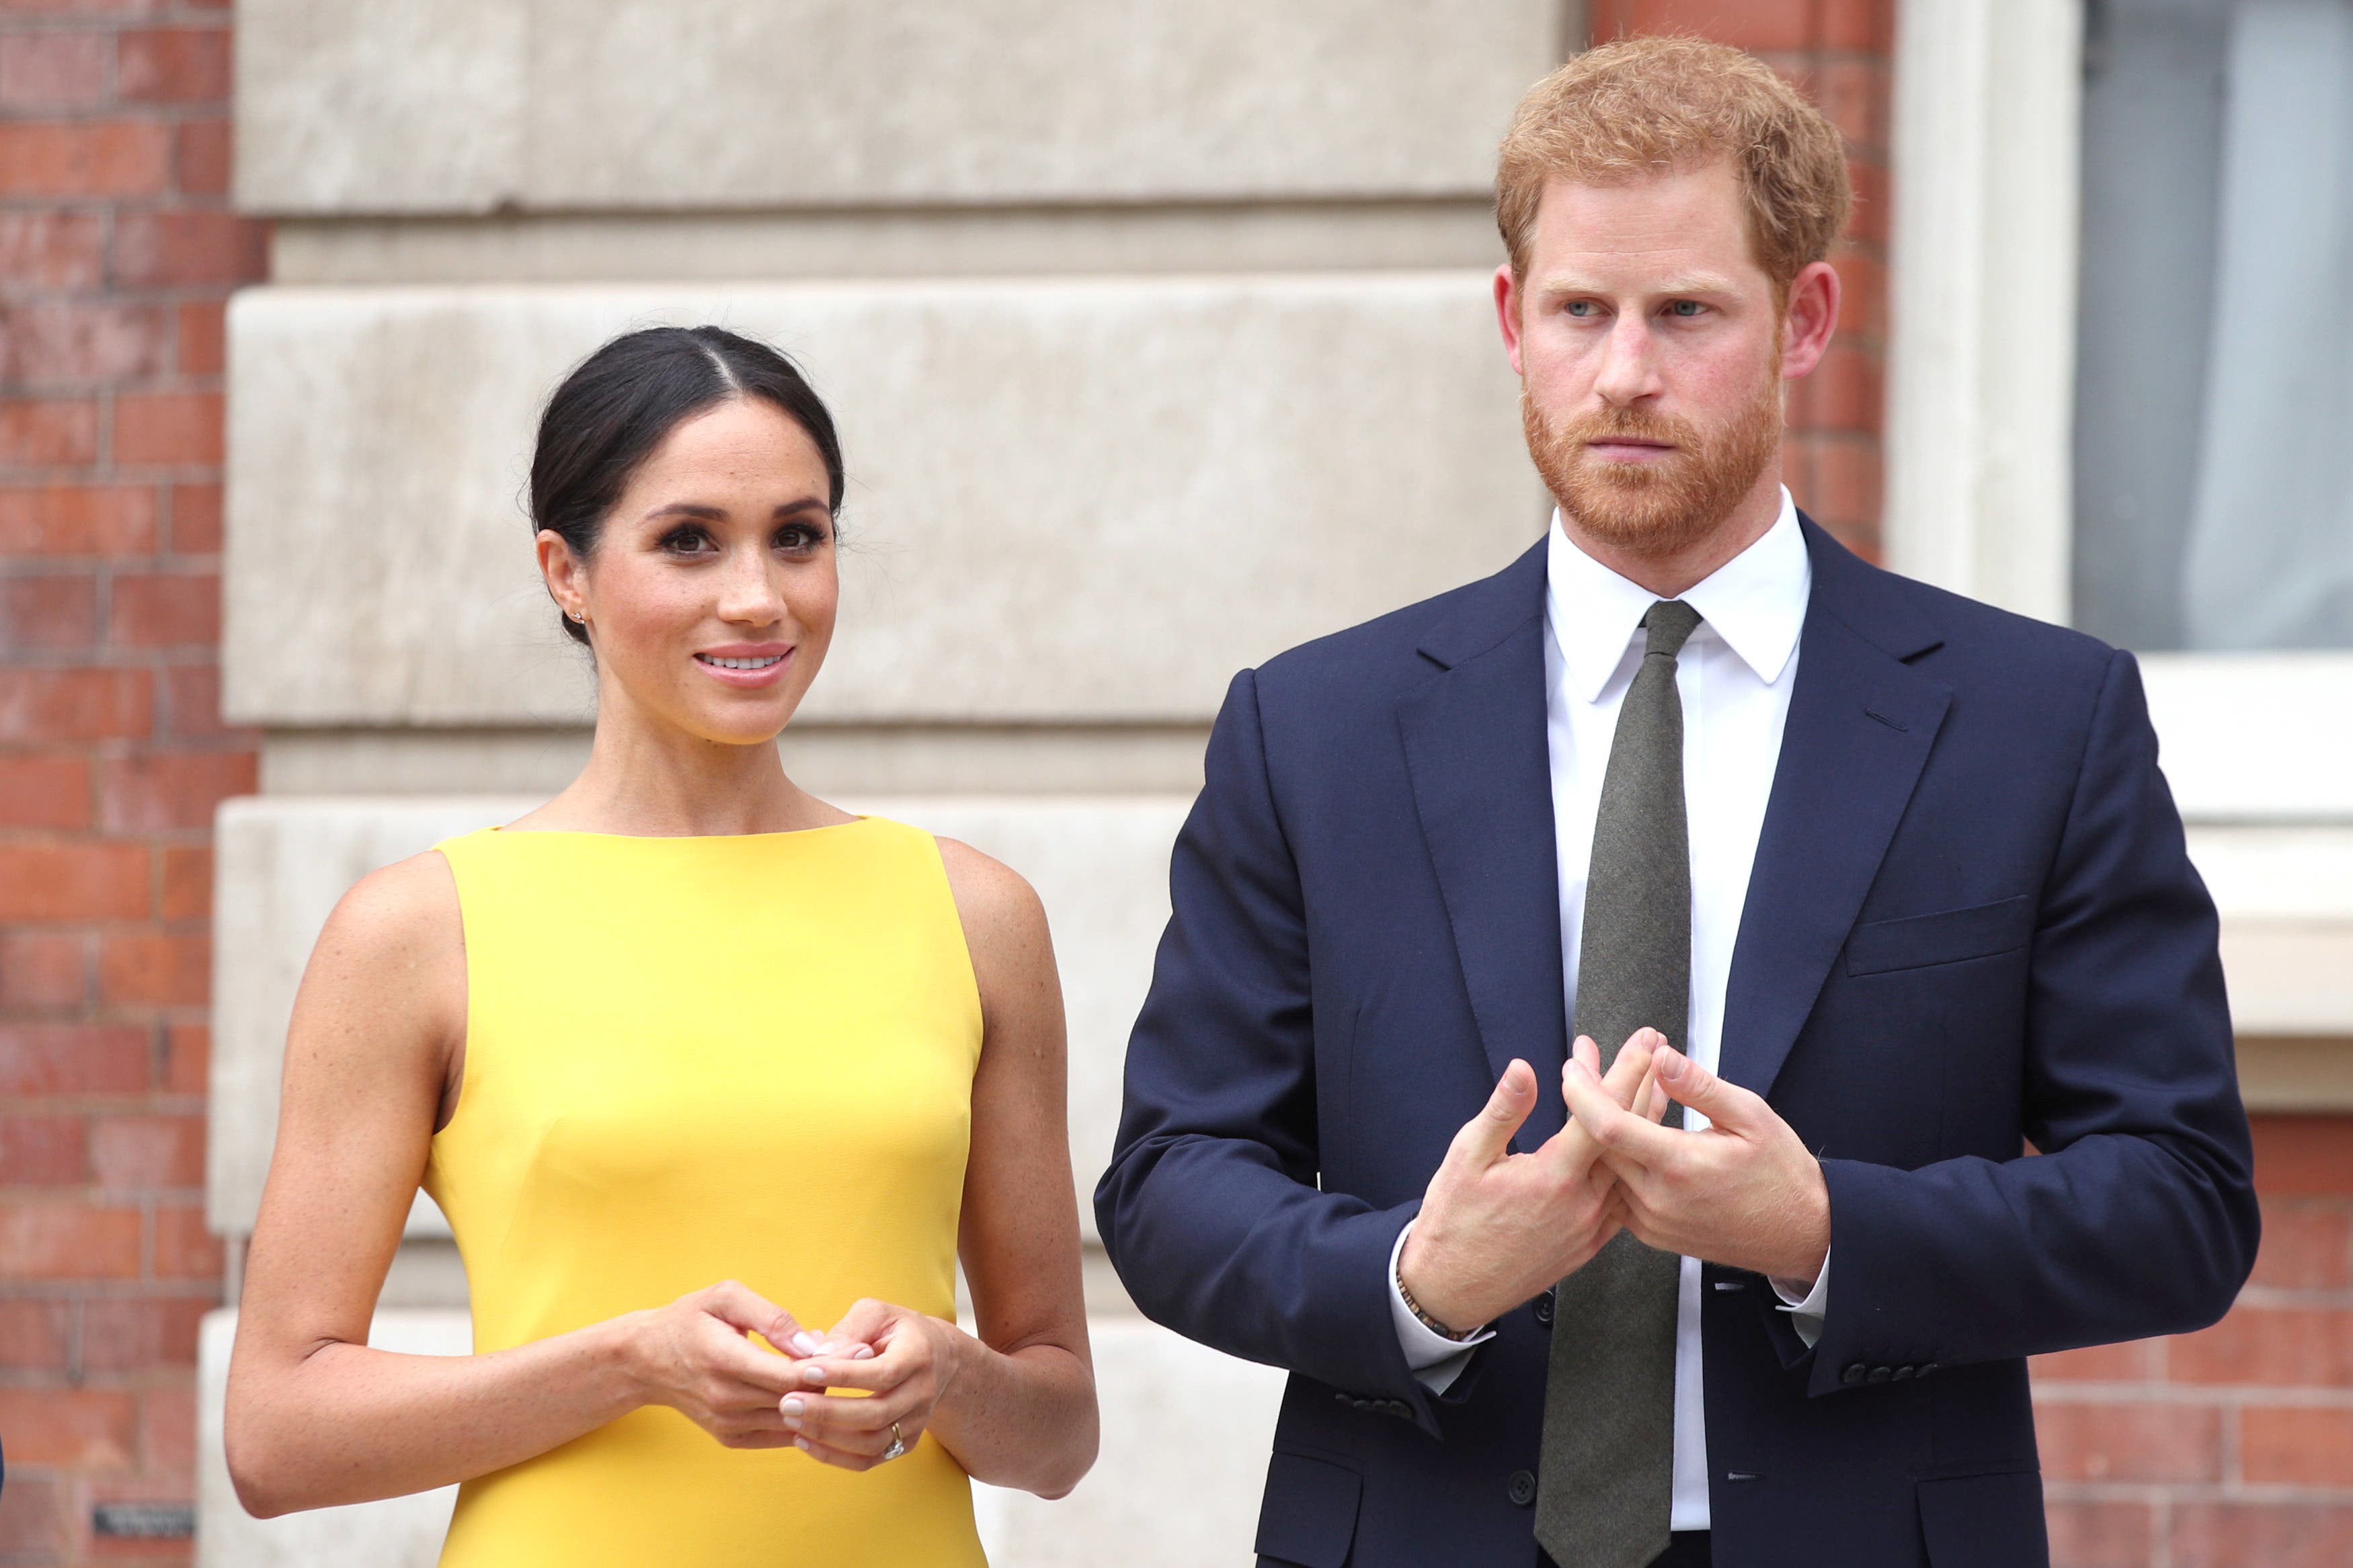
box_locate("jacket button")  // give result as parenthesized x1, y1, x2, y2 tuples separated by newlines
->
(1534, 1294, 1555, 1327)
(1841, 1363, 1866, 1386)
(1508, 1471, 1538, 1507)
(1893, 1365, 1915, 1381)
(1919, 1363, 1938, 1378)
(1867, 1366, 1891, 1385)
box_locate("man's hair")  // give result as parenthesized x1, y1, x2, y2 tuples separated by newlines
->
(1496, 36, 1851, 300)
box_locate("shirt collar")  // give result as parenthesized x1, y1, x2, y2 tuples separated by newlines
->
(1544, 487, 1811, 704)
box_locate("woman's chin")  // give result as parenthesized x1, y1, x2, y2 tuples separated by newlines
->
(678, 702, 799, 750)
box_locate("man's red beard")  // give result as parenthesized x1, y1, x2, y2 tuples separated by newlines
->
(1522, 356, 1785, 559)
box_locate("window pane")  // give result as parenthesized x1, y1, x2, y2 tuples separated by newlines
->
(2073, 0, 2353, 650)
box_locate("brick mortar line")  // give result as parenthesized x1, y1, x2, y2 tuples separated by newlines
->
(0, 560, 225, 576)
(0, 648, 235, 667)
(0, 104, 229, 125)
(2233, 1286, 2353, 1308)
(2035, 1383, 2353, 1407)
(0, 12, 231, 32)
(0, 1278, 224, 1296)
(0, 1102, 212, 1119)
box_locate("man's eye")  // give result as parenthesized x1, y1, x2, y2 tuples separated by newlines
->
(1564, 300, 1598, 318)
(1669, 300, 1704, 318)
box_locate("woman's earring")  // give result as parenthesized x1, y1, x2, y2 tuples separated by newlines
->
(567, 608, 586, 624)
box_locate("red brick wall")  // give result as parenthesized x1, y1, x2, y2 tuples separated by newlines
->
(2036, 1118, 2353, 1567)
(1587, 0, 1890, 562)
(0, 1, 260, 1562)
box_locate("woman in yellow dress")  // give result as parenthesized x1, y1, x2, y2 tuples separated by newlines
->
(223, 326, 1098, 1565)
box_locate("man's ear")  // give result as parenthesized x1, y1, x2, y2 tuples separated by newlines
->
(1779, 259, 1841, 380)
(1494, 263, 1528, 379)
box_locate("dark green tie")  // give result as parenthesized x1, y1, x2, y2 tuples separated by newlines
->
(1536, 599, 1700, 1568)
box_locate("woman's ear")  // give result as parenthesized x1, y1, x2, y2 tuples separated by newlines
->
(537, 529, 589, 626)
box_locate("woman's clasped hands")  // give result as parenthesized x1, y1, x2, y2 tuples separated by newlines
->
(625, 1280, 957, 1471)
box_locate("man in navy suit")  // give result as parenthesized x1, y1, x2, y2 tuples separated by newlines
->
(1095, 36, 2258, 1568)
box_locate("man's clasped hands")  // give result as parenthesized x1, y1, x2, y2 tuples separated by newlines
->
(1396, 1031, 1835, 1337)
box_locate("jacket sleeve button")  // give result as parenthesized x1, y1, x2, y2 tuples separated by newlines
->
(1508, 1471, 1538, 1507)
(1867, 1366, 1891, 1384)
(1841, 1363, 1866, 1386)
(1919, 1363, 1938, 1377)
(1892, 1365, 1915, 1381)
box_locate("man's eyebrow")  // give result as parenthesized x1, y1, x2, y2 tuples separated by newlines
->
(1536, 272, 1740, 296)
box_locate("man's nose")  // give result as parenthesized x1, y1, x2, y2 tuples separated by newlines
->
(1591, 316, 1662, 406)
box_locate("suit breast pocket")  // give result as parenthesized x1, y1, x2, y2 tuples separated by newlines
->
(1845, 895, 2036, 977)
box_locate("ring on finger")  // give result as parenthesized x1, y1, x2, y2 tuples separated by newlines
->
(881, 1421, 906, 1462)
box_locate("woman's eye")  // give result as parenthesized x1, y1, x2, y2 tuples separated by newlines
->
(659, 527, 713, 554)
(775, 524, 826, 552)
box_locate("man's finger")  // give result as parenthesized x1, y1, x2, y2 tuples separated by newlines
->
(1562, 1057, 1685, 1169)
(1572, 1034, 1601, 1079)
(1654, 1045, 1768, 1134)
(1447, 1058, 1538, 1170)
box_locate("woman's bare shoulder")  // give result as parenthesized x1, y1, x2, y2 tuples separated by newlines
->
(931, 835, 1059, 997)
(295, 849, 466, 1046)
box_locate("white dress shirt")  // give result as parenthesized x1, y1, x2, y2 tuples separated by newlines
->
(1387, 489, 1828, 1532)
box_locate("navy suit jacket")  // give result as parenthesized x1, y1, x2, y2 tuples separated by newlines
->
(1095, 520, 2259, 1568)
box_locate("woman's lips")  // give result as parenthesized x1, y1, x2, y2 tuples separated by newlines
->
(692, 648, 793, 689)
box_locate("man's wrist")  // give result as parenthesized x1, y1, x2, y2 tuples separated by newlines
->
(1396, 1254, 1478, 1342)
(1396, 1223, 1483, 1340)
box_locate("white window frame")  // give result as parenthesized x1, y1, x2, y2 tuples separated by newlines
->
(1885, 0, 2353, 1081)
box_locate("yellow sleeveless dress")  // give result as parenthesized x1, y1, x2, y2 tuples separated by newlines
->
(422, 818, 988, 1567)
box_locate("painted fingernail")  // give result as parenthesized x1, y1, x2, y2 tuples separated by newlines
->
(791, 1331, 822, 1354)
(781, 1397, 803, 1428)
(794, 1436, 811, 1452)
(850, 1345, 875, 1360)
(803, 1364, 828, 1385)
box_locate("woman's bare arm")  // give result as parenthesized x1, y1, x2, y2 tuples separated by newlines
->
(224, 852, 813, 1516)
(783, 839, 1099, 1497)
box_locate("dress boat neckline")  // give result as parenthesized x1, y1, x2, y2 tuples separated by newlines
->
(483, 815, 876, 843)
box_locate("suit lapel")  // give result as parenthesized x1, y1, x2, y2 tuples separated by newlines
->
(1721, 522, 1952, 1102)
(1397, 542, 1570, 1147)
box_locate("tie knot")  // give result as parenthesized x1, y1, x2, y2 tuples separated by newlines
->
(1640, 599, 1701, 660)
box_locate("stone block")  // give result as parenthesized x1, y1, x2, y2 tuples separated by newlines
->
(235, 0, 524, 215)
(237, 0, 1557, 214)
(208, 794, 1191, 1241)
(196, 1307, 465, 1568)
(196, 1309, 1283, 1567)
(974, 1318, 1287, 1565)
(223, 278, 1540, 727)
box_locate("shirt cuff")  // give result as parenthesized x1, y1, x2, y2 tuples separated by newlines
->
(1768, 1245, 1831, 1350)
(1388, 1221, 1497, 1393)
